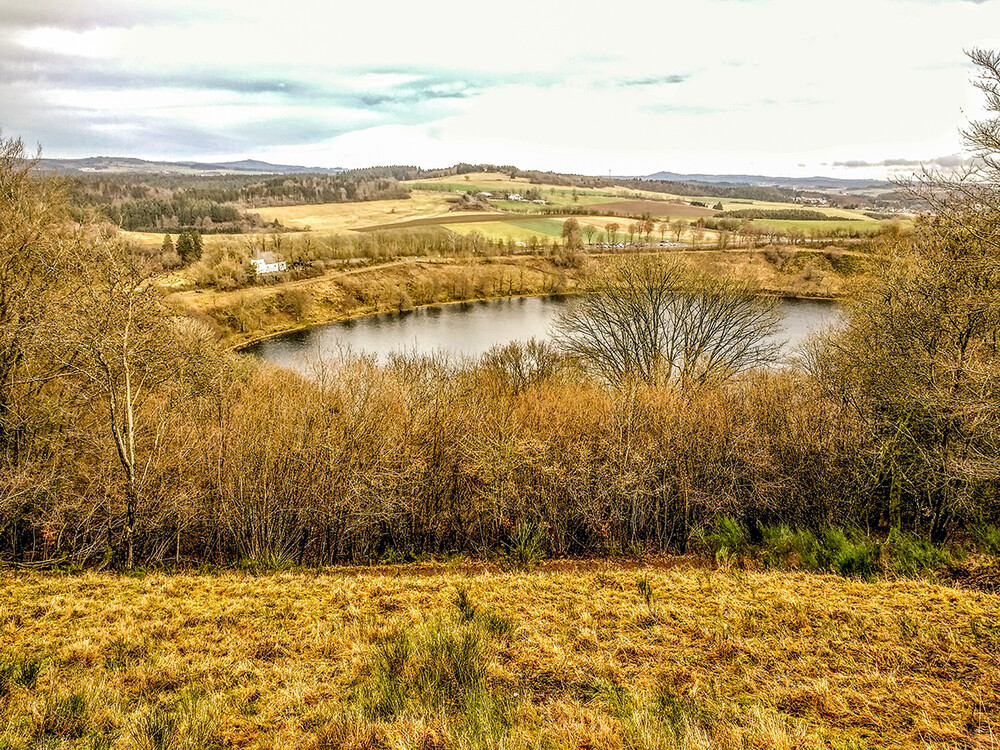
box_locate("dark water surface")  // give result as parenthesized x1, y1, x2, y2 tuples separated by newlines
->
(243, 295, 841, 375)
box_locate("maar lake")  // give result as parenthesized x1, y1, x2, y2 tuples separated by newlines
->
(243, 295, 841, 374)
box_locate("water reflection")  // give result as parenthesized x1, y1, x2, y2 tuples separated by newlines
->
(242, 295, 840, 375)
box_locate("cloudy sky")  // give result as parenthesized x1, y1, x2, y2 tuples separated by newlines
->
(2, 0, 999, 178)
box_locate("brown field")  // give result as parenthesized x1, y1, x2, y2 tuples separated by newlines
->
(594, 200, 718, 219)
(1, 566, 997, 749)
(355, 211, 506, 232)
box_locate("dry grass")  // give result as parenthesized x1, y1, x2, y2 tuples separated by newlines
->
(252, 192, 454, 232)
(1, 566, 997, 749)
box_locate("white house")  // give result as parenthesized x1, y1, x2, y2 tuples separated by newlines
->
(251, 251, 287, 275)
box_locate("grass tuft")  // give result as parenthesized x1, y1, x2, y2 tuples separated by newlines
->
(234, 552, 295, 573)
(507, 521, 546, 571)
(134, 704, 178, 750)
(759, 524, 821, 570)
(34, 690, 89, 740)
(699, 517, 751, 562)
(637, 575, 656, 611)
(0, 653, 44, 695)
(132, 691, 220, 750)
(453, 585, 477, 622)
(974, 524, 1000, 557)
(103, 638, 147, 670)
(821, 528, 879, 580)
(887, 527, 946, 578)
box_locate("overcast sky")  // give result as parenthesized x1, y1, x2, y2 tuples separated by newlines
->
(3, 0, 1000, 178)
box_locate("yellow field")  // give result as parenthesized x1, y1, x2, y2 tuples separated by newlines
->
(1, 566, 996, 749)
(711, 201, 873, 219)
(442, 222, 556, 242)
(119, 230, 167, 250)
(253, 191, 455, 232)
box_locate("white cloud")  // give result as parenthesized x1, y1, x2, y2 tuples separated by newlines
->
(3, 0, 1000, 176)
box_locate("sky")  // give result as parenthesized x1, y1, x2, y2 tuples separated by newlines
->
(2, 0, 1000, 179)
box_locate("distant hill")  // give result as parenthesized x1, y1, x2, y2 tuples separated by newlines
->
(34, 156, 344, 176)
(635, 170, 891, 191)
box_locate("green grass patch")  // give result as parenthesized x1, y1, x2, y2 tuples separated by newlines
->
(443, 219, 566, 241)
(698, 518, 882, 580)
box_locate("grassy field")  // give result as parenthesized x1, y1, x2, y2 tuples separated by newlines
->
(1, 566, 997, 749)
(490, 195, 623, 211)
(443, 218, 568, 240)
(122, 175, 899, 256)
(753, 218, 885, 234)
(252, 192, 455, 232)
(403, 173, 883, 223)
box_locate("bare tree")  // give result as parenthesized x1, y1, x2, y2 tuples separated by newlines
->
(59, 240, 212, 565)
(552, 257, 782, 388)
(812, 48, 1000, 539)
(671, 219, 687, 244)
(0, 135, 75, 459)
(561, 218, 582, 248)
(642, 214, 655, 242)
(607, 223, 620, 246)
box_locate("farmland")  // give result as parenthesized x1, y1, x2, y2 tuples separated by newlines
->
(252, 191, 454, 232)
(441, 218, 567, 240)
(119, 170, 907, 261)
(1, 567, 996, 749)
(753, 218, 885, 234)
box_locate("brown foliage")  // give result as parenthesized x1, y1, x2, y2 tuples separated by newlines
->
(5, 343, 869, 565)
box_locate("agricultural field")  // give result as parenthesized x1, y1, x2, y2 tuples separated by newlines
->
(695, 199, 871, 218)
(1, 566, 997, 749)
(121, 173, 903, 258)
(588, 200, 717, 219)
(405, 173, 903, 228)
(407, 173, 676, 207)
(442, 218, 567, 241)
(753, 218, 885, 234)
(489, 195, 622, 211)
(252, 192, 454, 232)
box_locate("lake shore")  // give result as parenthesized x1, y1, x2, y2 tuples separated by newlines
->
(163, 247, 867, 351)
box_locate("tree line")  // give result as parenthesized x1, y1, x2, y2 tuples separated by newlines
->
(62, 172, 410, 233)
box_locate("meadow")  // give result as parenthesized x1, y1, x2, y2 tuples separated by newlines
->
(251, 192, 455, 232)
(1, 566, 997, 749)
(120, 171, 903, 263)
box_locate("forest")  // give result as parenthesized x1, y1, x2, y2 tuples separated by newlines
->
(63, 171, 410, 232)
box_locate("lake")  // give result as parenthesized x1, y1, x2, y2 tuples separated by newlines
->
(243, 295, 840, 374)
